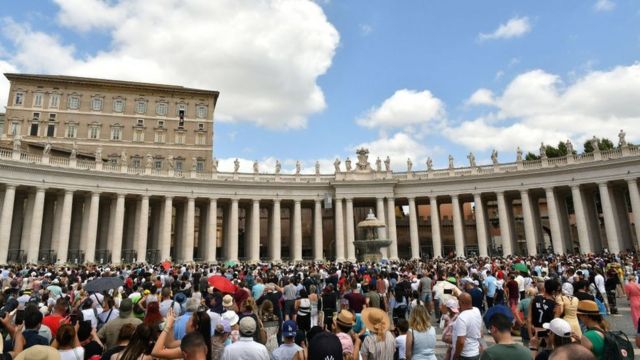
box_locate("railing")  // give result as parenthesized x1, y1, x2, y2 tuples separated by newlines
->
(522, 160, 542, 169)
(547, 157, 567, 166)
(7, 249, 25, 264)
(95, 249, 112, 264)
(67, 249, 85, 264)
(20, 152, 41, 162)
(121, 249, 137, 263)
(146, 249, 160, 264)
(38, 249, 57, 264)
(49, 156, 69, 166)
(0, 148, 12, 158)
(76, 159, 96, 169)
(102, 163, 120, 172)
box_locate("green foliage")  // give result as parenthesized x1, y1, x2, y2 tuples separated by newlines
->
(525, 152, 539, 161)
(584, 137, 615, 153)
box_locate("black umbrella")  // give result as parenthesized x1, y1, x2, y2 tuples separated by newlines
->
(84, 277, 124, 293)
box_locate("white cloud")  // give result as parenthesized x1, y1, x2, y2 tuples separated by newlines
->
(1, 0, 340, 129)
(353, 132, 437, 171)
(466, 88, 495, 106)
(0, 60, 18, 112)
(478, 16, 531, 42)
(356, 89, 445, 130)
(359, 24, 373, 36)
(594, 0, 615, 11)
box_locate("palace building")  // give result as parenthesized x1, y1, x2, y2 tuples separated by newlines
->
(0, 73, 639, 264)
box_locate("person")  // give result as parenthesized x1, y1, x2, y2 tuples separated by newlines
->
(452, 293, 483, 360)
(308, 285, 322, 327)
(54, 323, 85, 360)
(99, 295, 120, 326)
(357, 307, 395, 360)
(143, 301, 163, 333)
(441, 298, 460, 360)
(174, 298, 199, 340)
(548, 343, 596, 360)
(259, 300, 279, 352)
(20, 304, 49, 349)
(98, 298, 143, 349)
(295, 289, 311, 332)
(624, 274, 640, 329)
(574, 300, 607, 360)
(405, 304, 436, 360)
(530, 318, 574, 360)
(418, 273, 433, 313)
(529, 279, 558, 340)
(180, 332, 209, 360)
(344, 282, 366, 314)
(365, 283, 381, 310)
(101, 324, 135, 360)
(516, 287, 536, 348)
(333, 309, 355, 359)
(605, 268, 620, 315)
(272, 320, 304, 360)
(283, 278, 298, 321)
(152, 309, 211, 360)
(78, 320, 104, 359)
(484, 272, 498, 308)
(211, 320, 231, 360)
(221, 316, 269, 360)
(505, 274, 520, 312)
(555, 283, 581, 337)
(395, 318, 409, 360)
(307, 332, 344, 360)
(321, 285, 338, 331)
(112, 324, 154, 360)
(43, 297, 69, 338)
(480, 313, 530, 360)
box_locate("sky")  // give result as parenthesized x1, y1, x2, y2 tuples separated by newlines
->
(1, 0, 639, 173)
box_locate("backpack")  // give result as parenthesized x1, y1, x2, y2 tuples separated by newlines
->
(592, 328, 634, 360)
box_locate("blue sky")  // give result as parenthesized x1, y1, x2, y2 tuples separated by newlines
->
(1, 0, 639, 172)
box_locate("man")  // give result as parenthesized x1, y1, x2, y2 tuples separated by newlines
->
(452, 293, 483, 360)
(272, 320, 304, 360)
(181, 332, 209, 360)
(98, 295, 119, 326)
(174, 297, 199, 340)
(42, 297, 68, 337)
(221, 316, 269, 360)
(344, 283, 366, 314)
(252, 277, 265, 300)
(483, 272, 498, 308)
(159, 287, 181, 317)
(364, 283, 381, 309)
(20, 304, 49, 350)
(480, 313, 529, 359)
(548, 343, 596, 360)
(283, 278, 297, 320)
(418, 273, 433, 313)
(98, 298, 142, 349)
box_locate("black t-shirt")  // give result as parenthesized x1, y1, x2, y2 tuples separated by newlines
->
(83, 340, 103, 360)
(101, 345, 125, 360)
(531, 295, 556, 328)
(605, 276, 620, 292)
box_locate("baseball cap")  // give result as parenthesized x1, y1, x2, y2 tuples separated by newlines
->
(239, 316, 256, 337)
(308, 332, 343, 360)
(543, 318, 572, 337)
(282, 320, 298, 337)
(445, 298, 459, 313)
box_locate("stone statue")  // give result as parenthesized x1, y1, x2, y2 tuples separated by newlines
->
(212, 157, 218, 172)
(565, 140, 574, 154)
(70, 142, 77, 160)
(467, 152, 476, 167)
(233, 158, 240, 173)
(355, 148, 372, 171)
(345, 157, 352, 172)
(426, 157, 433, 171)
(384, 156, 391, 172)
(12, 136, 21, 152)
(448, 155, 454, 169)
(590, 136, 599, 151)
(192, 157, 198, 171)
(253, 160, 259, 174)
(375, 157, 382, 172)
(406, 158, 413, 172)
(95, 147, 102, 162)
(539, 142, 547, 159)
(43, 142, 51, 155)
(145, 153, 153, 169)
(167, 155, 175, 169)
(120, 151, 128, 166)
(491, 149, 498, 165)
(275, 160, 281, 174)
(315, 161, 320, 175)
(516, 147, 523, 161)
(333, 158, 340, 173)
(295, 160, 301, 175)
(619, 129, 627, 147)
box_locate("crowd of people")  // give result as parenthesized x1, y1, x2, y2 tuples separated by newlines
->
(0, 252, 638, 360)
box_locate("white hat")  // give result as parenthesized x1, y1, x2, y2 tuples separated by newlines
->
(542, 318, 572, 337)
(221, 310, 239, 326)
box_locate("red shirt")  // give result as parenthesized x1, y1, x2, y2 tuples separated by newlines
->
(42, 314, 65, 337)
(344, 292, 366, 313)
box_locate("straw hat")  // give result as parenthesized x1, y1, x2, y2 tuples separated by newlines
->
(222, 294, 234, 308)
(361, 307, 389, 334)
(576, 300, 599, 315)
(335, 309, 355, 327)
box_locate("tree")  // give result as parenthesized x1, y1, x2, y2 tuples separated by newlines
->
(525, 152, 539, 161)
(583, 137, 615, 153)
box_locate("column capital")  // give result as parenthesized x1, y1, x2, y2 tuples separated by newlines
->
(35, 186, 47, 192)
(544, 187, 555, 193)
(164, 195, 174, 201)
(91, 191, 102, 197)
(597, 181, 609, 187)
(252, 198, 261, 204)
(116, 193, 126, 199)
(272, 198, 281, 204)
(209, 197, 218, 203)
(64, 189, 74, 195)
(4, 185, 16, 191)
(345, 197, 353, 203)
(314, 198, 322, 203)
(451, 194, 459, 200)
(140, 194, 150, 200)
(626, 178, 638, 185)
(570, 184, 582, 191)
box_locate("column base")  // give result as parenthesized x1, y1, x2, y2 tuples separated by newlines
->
(335, 257, 346, 262)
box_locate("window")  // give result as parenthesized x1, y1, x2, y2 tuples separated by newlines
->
(196, 160, 205, 172)
(33, 93, 43, 107)
(156, 102, 168, 116)
(135, 100, 147, 114)
(0, 121, 4, 136)
(175, 132, 185, 144)
(133, 129, 144, 142)
(176, 103, 186, 116)
(154, 131, 166, 143)
(48, 113, 57, 121)
(196, 105, 207, 119)
(30, 122, 39, 136)
(14, 92, 24, 105)
(10, 123, 20, 136)
(47, 124, 55, 137)
(33, 112, 40, 120)
(113, 99, 125, 113)
(136, 119, 144, 127)
(89, 126, 100, 139)
(132, 158, 141, 168)
(175, 160, 183, 172)
(197, 123, 205, 130)
(195, 133, 206, 145)
(66, 124, 77, 138)
(91, 98, 103, 111)
(154, 160, 163, 170)
(68, 96, 80, 110)
(49, 94, 60, 109)
(157, 120, 164, 128)
(111, 127, 122, 141)
(109, 157, 118, 165)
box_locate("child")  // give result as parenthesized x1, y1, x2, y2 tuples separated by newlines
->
(395, 318, 409, 360)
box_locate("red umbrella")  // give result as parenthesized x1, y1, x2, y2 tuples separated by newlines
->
(208, 275, 237, 294)
(162, 261, 172, 271)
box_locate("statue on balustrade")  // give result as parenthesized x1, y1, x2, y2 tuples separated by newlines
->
(295, 160, 301, 175)
(355, 148, 372, 171)
(12, 136, 21, 152)
(275, 160, 281, 174)
(233, 158, 240, 173)
(192, 157, 198, 171)
(539, 143, 547, 159)
(516, 147, 523, 161)
(590, 136, 599, 151)
(70, 142, 77, 160)
(315, 161, 320, 175)
(96, 147, 103, 162)
(406, 158, 413, 172)
(619, 129, 627, 147)
(491, 149, 498, 165)
(43, 142, 51, 155)
(145, 154, 153, 169)
(565, 140, 574, 154)
(167, 156, 175, 170)
(375, 157, 382, 172)
(120, 151, 128, 166)
(345, 157, 352, 172)
(253, 160, 259, 174)
(426, 157, 433, 171)
(467, 152, 476, 167)
(333, 158, 340, 173)
(212, 157, 218, 172)
(448, 154, 454, 169)
(384, 156, 391, 171)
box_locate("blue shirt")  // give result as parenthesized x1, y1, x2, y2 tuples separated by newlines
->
(484, 276, 497, 297)
(173, 312, 193, 340)
(252, 284, 265, 300)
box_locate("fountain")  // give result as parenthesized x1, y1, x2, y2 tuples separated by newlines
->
(353, 209, 392, 262)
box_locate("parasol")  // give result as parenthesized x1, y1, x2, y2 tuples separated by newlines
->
(513, 263, 528, 273)
(208, 275, 237, 294)
(84, 277, 124, 293)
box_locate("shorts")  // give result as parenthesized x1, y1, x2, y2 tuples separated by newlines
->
(283, 300, 295, 317)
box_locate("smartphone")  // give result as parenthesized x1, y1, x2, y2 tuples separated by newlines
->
(537, 330, 548, 337)
(444, 289, 453, 295)
(70, 311, 81, 325)
(14, 310, 24, 325)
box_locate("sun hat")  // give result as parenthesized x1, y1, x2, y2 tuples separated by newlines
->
(222, 294, 234, 308)
(445, 298, 459, 313)
(221, 310, 239, 326)
(577, 300, 599, 315)
(282, 320, 298, 337)
(361, 307, 389, 334)
(238, 316, 256, 337)
(543, 318, 572, 337)
(335, 309, 356, 327)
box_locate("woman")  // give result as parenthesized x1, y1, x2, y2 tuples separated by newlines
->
(111, 324, 154, 360)
(151, 308, 212, 360)
(574, 300, 608, 360)
(54, 323, 85, 360)
(259, 300, 280, 353)
(516, 287, 537, 347)
(309, 285, 322, 328)
(295, 289, 311, 332)
(624, 274, 640, 329)
(554, 282, 581, 337)
(530, 318, 574, 360)
(355, 307, 395, 360)
(440, 298, 459, 360)
(405, 304, 436, 360)
(143, 301, 163, 333)
(240, 298, 264, 344)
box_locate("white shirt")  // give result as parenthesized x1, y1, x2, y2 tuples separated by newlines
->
(58, 346, 85, 360)
(594, 274, 606, 295)
(396, 334, 407, 359)
(452, 307, 483, 357)
(222, 337, 270, 360)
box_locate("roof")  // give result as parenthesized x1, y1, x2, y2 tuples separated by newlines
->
(4, 73, 219, 99)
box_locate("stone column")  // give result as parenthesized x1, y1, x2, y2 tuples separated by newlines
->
(205, 198, 217, 262)
(292, 200, 303, 261)
(496, 192, 514, 256)
(387, 197, 399, 260)
(429, 197, 442, 258)
(26, 188, 46, 263)
(520, 190, 538, 256)
(571, 185, 592, 253)
(136, 195, 149, 263)
(451, 195, 465, 257)
(545, 188, 565, 255)
(345, 198, 356, 261)
(249, 199, 260, 262)
(182, 196, 195, 262)
(51, 194, 64, 253)
(111, 194, 125, 264)
(334, 198, 345, 261)
(21, 192, 35, 254)
(408, 197, 420, 259)
(160, 196, 173, 261)
(598, 182, 621, 254)
(56, 190, 73, 263)
(473, 193, 489, 257)
(0, 185, 16, 264)
(228, 198, 239, 261)
(627, 179, 640, 250)
(375, 197, 388, 258)
(270, 200, 281, 262)
(313, 199, 323, 260)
